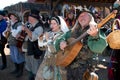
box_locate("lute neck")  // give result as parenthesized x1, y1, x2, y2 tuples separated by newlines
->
(69, 31, 88, 46)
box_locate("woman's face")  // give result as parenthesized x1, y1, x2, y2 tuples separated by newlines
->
(50, 20, 60, 32)
(68, 13, 74, 20)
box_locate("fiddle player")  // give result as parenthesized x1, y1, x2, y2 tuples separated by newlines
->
(60, 10, 107, 80)
(7, 12, 25, 77)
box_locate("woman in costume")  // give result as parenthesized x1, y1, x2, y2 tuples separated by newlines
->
(35, 16, 69, 80)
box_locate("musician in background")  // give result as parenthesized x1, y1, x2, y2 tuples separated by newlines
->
(0, 10, 7, 70)
(7, 12, 25, 77)
(35, 16, 69, 80)
(108, 1, 120, 80)
(65, 10, 76, 29)
(22, 9, 44, 80)
(60, 11, 107, 80)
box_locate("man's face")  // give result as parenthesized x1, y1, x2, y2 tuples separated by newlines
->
(9, 15, 18, 24)
(28, 16, 33, 24)
(0, 15, 3, 20)
(78, 12, 91, 28)
(28, 16, 37, 25)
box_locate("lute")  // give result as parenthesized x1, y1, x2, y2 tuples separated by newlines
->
(56, 10, 117, 67)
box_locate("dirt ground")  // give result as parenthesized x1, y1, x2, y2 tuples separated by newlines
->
(0, 45, 109, 80)
(0, 45, 28, 80)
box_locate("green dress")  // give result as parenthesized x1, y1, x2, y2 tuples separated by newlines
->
(35, 31, 67, 80)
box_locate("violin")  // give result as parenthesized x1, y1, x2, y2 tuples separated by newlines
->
(16, 22, 31, 48)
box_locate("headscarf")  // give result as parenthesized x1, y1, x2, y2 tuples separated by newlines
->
(58, 16, 69, 33)
(51, 16, 69, 33)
